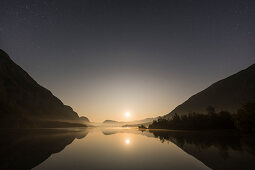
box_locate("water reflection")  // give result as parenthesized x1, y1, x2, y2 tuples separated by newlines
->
(1, 128, 254, 170)
(0, 128, 88, 170)
(148, 130, 255, 170)
(35, 128, 209, 170)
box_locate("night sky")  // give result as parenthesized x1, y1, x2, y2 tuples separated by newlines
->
(1, 0, 255, 122)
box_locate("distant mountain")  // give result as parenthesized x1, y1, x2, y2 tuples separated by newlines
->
(0, 49, 88, 128)
(122, 122, 152, 128)
(102, 117, 159, 127)
(165, 64, 255, 118)
(103, 120, 119, 124)
(122, 117, 159, 127)
(80, 116, 90, 122)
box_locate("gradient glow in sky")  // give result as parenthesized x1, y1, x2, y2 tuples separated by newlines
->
(0, 0, 255, 122)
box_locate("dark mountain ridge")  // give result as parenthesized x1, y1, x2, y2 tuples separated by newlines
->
(165, 64, 255, 118)
(0, 49, 88, 128)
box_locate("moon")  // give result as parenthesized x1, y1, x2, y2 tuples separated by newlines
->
(125, 139, 130, 144)
(125, 112, 131, 117)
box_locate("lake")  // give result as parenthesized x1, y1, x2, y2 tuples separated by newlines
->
(1, 127, 255, 170)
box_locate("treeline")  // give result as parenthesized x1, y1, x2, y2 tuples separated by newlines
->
(149, 102, 255, 133)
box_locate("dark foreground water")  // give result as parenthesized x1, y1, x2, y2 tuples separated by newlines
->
(1, 128, 255, 170)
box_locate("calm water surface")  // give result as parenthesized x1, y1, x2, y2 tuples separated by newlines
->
(1, 128, 255, 170)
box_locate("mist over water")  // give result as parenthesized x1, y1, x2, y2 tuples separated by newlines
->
(33, 128, 209, 170)
(2, 128, 254, 170)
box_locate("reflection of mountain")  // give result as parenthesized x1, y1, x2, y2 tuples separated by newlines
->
(0, 129, 88, 170)
(149, 130, 255, 170)
(102, 131, 117, 135)
(101, 128, 155, 138)
(101, 128, 123, 135)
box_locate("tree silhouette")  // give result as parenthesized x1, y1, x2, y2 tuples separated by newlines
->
(234, 102, 255, 132)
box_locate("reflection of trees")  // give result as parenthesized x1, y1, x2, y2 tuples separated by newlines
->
(150, 130, 244, 157)
(149, 130, 255, 170)
(0, 129, 88, 170)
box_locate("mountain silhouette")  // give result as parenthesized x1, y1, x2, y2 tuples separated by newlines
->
(165, 64, 255, 118)
(0, 49, 88, 128)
